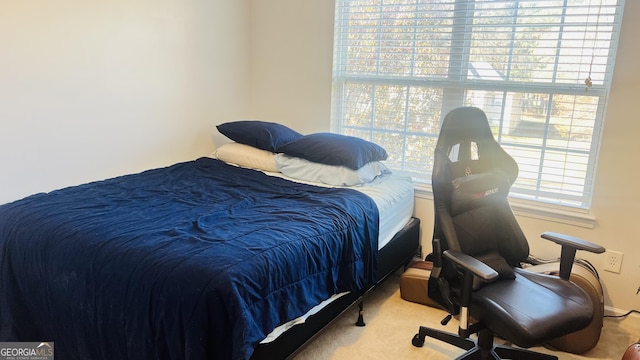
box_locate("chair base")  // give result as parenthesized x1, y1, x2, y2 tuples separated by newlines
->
(412, 326, 558, 360)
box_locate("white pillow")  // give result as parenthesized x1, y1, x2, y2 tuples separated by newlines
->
(274, 154, 389, 186)
(215, 142, 279, 173)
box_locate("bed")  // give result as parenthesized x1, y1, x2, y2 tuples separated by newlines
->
(0, 122, 419, 360)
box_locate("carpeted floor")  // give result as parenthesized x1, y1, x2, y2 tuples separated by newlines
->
(292, 271, 640, 360)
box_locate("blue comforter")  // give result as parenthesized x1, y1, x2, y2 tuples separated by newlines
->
(0, 157, 379, 360)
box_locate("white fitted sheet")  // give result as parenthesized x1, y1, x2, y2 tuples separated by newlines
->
(353, 174, 414, 249)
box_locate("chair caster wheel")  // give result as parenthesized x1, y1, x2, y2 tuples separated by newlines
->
(412, 333, 424, 347)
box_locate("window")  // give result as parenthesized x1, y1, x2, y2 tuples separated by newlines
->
(331, 0, 625, 209)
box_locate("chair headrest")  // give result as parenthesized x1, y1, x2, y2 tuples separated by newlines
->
(435, 107, 495, 152)
(450, 170, 511, 216)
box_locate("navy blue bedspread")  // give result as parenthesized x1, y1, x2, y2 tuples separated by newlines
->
(0, 157, 379, 360)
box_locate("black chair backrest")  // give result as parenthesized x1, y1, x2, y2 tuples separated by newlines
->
(431, 107, 529, 284)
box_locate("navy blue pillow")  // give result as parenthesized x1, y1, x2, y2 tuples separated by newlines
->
(216, 121, 302, 152)
(277, 133, 388, 170)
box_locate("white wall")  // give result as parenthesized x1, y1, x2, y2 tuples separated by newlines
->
(249, 0, 640, 313)
(248, 0, 335, 135)
(0, 0, 251, 204)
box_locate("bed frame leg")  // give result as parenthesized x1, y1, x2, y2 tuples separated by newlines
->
(355, 301, 366, 327)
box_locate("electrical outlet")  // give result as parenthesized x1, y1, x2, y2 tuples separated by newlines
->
(603, 250, 623, 273)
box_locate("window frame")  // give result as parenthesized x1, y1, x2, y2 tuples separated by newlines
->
(331, 0, 625, 217)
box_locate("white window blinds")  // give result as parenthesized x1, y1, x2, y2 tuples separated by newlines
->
(331, 0, 625, 209)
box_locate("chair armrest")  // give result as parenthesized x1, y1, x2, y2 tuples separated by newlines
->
(443, 250, 499, 331)
(540, 232, 605, 280)
(443, 250, 499, 282)
(540, 232, 605, 254)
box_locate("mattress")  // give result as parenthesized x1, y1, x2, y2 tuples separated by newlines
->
(353, 174, 414, 249)
(266, 171, 415, 249)
(260, 172, 415, 343)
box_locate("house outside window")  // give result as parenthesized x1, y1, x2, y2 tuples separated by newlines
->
(331, 0, 625, 210)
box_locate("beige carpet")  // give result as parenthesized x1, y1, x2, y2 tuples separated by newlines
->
(292, 271, 640, 360)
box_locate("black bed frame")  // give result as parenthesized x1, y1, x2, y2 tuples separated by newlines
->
(251, 217, 421, 359)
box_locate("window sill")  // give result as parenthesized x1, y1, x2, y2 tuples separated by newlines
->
(413, 183, 596, 229)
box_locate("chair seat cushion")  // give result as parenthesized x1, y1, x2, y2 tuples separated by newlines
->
(526, 261, 604, 354)
(471, 268, 593, 348)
